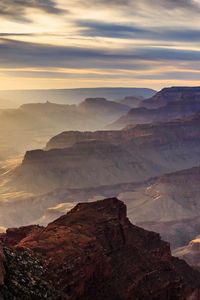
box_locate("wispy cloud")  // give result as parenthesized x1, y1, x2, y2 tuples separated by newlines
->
(0, 0, 200, 89)
(1, 38, 200, 69)
(77, 20, 200, 42)
(0, 0, 65, 22)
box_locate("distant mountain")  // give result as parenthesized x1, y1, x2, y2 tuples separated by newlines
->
(117, 96, 144, 108)
(1, 198, 200, 300)
(7, 112, 200, 196)
(0, 87, 156, 107)
(141, 86, 200, 109)
(0, 99, 129, 156)
(78, 97, 129, 115)
(109, 86, 200, 129)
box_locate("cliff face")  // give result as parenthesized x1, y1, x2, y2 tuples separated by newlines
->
(0, 97, 130, 158)
(8, 113, 200, 195)
(140, 87, 200, 109)
(122, 166, 200, 249)
(109, 87, 200, 129)
(1, 198, 200, 300)
(46, 115, 200, 150)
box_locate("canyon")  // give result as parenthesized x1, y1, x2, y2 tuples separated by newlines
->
(2, 86, 200, 280)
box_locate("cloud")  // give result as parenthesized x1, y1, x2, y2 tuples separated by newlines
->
(0, 0, 65, 22)
(0, 33, 34, 36)
(1, 38, 200, 72)
(0, 0, 200, 88)
(77, 20, 200, 42)
(136, 71, 200, 81)
(90, 0, 199, 9)
(77, 21, 149, 39)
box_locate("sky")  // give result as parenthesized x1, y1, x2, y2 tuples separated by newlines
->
(0, 0, 200, 90)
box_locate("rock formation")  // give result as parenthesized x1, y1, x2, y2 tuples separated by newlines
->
(8, 113, 200, 195)
(140, 87, 200, 109)
(0, 98, 129, 157)
(117, 96, 144, 108)
(1, 198, 200, 299)
(0, 87, 155, 106)
(109, 87, 200, 129)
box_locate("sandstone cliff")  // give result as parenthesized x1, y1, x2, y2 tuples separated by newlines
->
(1, 198, 200, 300)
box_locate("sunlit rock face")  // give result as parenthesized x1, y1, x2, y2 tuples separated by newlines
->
(109, 87, 200, 129)
(1, 198, 200, 300)
(173, 237, 200, 268)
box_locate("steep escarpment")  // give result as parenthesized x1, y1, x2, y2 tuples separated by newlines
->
(0, 98, 129, 157)
(140, 86, 200, 109)
(128, 166, 200, 223)
(11, 140, 153, 193)
(1, 198, 200, 300)
(8, 113, 200, 195)
(46, 113, 200, 150)
(109, 87, 200, 129)
(120, 166, 200, 249)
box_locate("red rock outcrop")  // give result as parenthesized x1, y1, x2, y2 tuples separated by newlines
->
(2, 198, 200, 300)
(0, 225, 43, 247)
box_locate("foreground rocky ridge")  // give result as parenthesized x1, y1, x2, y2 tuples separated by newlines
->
(0, 198, 200, 299)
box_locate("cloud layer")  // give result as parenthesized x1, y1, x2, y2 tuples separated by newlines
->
(0, 0, 200, 89)
(0, 0, 64, 22)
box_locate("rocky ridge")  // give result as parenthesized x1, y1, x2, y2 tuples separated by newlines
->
(0, 198, 200, 299)
(109, 87, 200, 129)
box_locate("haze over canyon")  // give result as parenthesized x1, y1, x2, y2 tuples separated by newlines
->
(1, 0, 200, 298)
